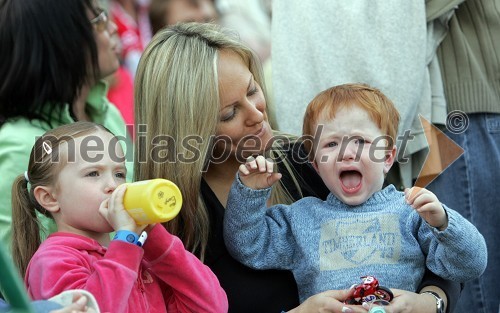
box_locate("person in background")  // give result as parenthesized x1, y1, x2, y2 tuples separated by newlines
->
(149, 0, 218, 35)
(216, 0, 271, 63)
(105, 62, 136, 129)
(108, 0, 218, 129)
(104, 11, 136, 131)
(0, 0, 133, 251)
(428, 0, 500, 312)
(134, 22, 461, 313)
(271, 1, 457, 191)
(109, 0, 152, 78)
(105, 0, 152, 131)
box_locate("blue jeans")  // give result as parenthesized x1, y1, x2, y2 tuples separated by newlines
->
(428, 113, 499, 313)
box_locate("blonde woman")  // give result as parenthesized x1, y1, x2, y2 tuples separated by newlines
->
(134, 22, 460, 313)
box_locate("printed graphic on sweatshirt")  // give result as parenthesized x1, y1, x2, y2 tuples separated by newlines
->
(319, 214, 401, 270)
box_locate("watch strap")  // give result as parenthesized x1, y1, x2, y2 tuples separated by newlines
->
(113, 230, 140, 246)
(421, 290, 444, 313)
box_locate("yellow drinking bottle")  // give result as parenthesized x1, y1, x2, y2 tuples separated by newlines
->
(123, 179, 182, 225)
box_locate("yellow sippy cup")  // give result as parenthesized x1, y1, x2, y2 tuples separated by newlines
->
(123, 179, 182, 225)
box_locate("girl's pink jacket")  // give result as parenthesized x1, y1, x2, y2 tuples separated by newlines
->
(25, 224, 228, 313)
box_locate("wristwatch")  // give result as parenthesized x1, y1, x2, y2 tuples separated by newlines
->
(421, 290, 444, 313)
(113, 230, 148, 247)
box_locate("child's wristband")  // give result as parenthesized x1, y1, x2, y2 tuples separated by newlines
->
(113, 230, 147, 247)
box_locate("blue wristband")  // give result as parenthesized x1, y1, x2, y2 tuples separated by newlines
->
(113, 230, 140, 246)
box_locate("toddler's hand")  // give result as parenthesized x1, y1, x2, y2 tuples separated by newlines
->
(50, 296, 96, 312)
(239, 155, 282, 190)
(405, 187, 447, 230)
(99, 184, 146, 234)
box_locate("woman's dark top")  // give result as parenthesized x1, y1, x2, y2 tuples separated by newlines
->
(201, 142, 461, 313)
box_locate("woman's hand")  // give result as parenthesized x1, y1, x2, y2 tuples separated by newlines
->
(375, 289, 438, 313)
(287, 289, 367, 313)
(289, 288, 445, 313)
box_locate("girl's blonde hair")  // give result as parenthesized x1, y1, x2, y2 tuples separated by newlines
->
(134, 22, 300, 260)
(11, 121, 109, 277)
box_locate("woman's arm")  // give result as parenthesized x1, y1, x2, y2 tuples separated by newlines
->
(387, 270, 461, 313)
(388, 289, 441, 313)
(286, 289, 366, 313)
(418, 269, 461, 313)
(286, 282, 457, 313)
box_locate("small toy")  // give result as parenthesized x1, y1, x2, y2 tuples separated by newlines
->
(345, 276, 394, 305)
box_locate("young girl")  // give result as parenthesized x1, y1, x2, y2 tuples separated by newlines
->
(11, 121, 228, 313)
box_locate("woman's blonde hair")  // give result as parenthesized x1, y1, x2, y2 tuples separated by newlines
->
(134, 22, 299, 260)
(11, 121, 109, 277)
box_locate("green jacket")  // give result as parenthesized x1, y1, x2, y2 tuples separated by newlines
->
(0, 81, 133, 252)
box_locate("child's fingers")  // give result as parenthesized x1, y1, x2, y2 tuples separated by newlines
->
(410, 193, 435, 209)
(255, 155, 268, 172)
(245, 156, 257, 169)
(98, 199, 109, 218)
(265, 158, 275, 174)
(266, 172, 282, 187)
(137, 224, 149, 234)
(415, 202, 439, 213)
(240, 155, 279, 189)
(243, 155, 273, 175)
(111, 185, 139, 231)
(405, 187, 424, 204)
(109, 184, 127, 212)
(405, 187, 413, 203)
(239, 163, 250, 175)
(416, 203, 446, 228)
(74, 295, 88, 308)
